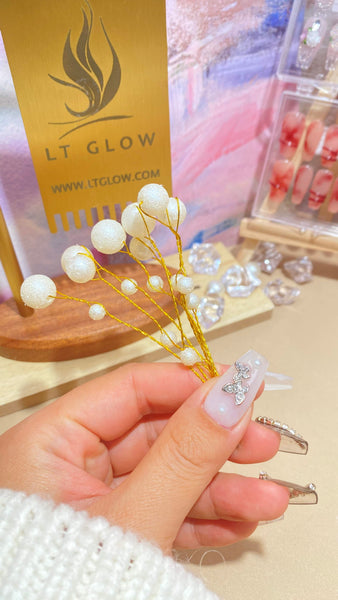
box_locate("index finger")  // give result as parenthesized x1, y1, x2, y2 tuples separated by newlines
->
(52, 362, 203, 440)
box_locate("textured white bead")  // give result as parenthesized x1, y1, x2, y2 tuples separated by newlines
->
(64, 255, 96, 283)
(137, 183, 169, 220)
(88, 304, 106, 320)
(91, 219, 126, 254)
(185, 292, 200, 309)
(121, 203, 155, 237)
(129, 237, 153, 261)
(121, 278, 138, 295)
(176, 276, 194, 294)
(166, 197, 187, 228)
(170, 273, 183, 291)
(160, 329, 179, 347)
(61, 245, 93, 271)
(20, 274, 56, 309)
(147, 275, 164, 292)
(179, 348, 200, 366)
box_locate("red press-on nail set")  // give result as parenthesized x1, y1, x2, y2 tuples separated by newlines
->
(252, 0, 338, 241)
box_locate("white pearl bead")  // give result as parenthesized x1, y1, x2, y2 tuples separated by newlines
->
(170, 273, 183, 291)
(20, 274, 56, 309)
(179, 348, 199, 366)
(147, 275, 164, 292)
(64, 255, 96, 283)
(176, 276, 194, 294)
(61, 245, 93, 271)
(166, 197, 187, 228)
(121, 203, 155, 237)
(160, 329, 179, 347)
(121, 278, 138, 295)
(137, 183, 169, 220)
(89, 304, 106, 320)
(91, 219, 126, 254)
(185, 292, 200, 309)
(129, 237, 153, 261)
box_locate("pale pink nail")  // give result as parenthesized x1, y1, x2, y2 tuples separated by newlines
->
(321, 125, 338, 167)
(328, 178, 338, 213)
(291, 165, 313, 205)
(302, 120, 324, 162)
(203, 350, 268, 429)
(269, 160, 294, 203)
(279, 112, 306, 159)
(308, 169, 333, 210)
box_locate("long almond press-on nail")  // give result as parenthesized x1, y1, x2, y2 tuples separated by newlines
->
(302, 120, 324, 162)
(291, 165, 313, 205)
(328, 178, 338, 213)
(268, 160, 294, 204)
(203, 350, 268, 429)
(308, 169, 333, 210)
(321, 124, 338, 168)
(279, 112, 306, 159)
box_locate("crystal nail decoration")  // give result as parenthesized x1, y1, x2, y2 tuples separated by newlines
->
(222, 263, 261, 298)
(297, 18, 327, 70)
(259, 472, 318, 504)
(188, 243, 221, 275)
(256, 416, 308, 454)
(222, 361, 251, 405)
(325, 23, 338, 71)
(205, 280, 225, 295)
(264, 279, 300, 305)
(197, 293, 225, 329)
(283, 257, 313, 284)
(252, 242, 283, 274)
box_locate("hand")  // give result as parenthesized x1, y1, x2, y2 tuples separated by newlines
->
(0, 362, 289, 552)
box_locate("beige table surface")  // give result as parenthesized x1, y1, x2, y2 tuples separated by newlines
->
(1, 254, 338, 599)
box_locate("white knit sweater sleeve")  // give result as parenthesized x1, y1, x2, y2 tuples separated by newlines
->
(0, 489, 221, 600)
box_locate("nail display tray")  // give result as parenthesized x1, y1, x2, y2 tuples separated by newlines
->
(252, 91, 338, 238)
(278, 0, 338, 89)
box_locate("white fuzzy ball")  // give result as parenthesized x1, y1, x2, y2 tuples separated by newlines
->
(121, 203, 155, 237)
(185, 292, 200, 309)
(147, 275, 164, 292)
(91, 219, 126, 254)
(129, 237, 153, 261)
(166, 197, 187, 228)
(179, 348, 200, 366)
(89, 304, 106, 320)
(137, 184, 169, 220)
(61, 245, 93, 271)
(20, 274, 56, 309)
(176, 276, 194, 294)
(160, 329, 179, 347)
(121, 278, 138, 295)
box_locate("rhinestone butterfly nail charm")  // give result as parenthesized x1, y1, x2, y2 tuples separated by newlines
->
(222, 361, 251, 405)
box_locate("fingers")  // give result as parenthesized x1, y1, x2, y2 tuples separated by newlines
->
(88, 350, 268, 552)
(188, 473, 290, 522)
(229, 420, 281, 463)
(174, 519, 258, 549)
(54, 362, 203, 440)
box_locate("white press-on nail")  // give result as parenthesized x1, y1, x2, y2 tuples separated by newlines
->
(264, 371, 293, 391)
(203, 349, 268, 429)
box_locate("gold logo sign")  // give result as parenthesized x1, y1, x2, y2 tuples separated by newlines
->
(1, 0, 171, 232)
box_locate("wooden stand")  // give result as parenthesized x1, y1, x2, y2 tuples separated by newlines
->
(237, 217, 338, 264)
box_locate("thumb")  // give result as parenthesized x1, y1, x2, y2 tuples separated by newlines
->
(89, 350, 268, 551)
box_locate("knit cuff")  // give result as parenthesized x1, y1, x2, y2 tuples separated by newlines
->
(0, 489, 220, 600)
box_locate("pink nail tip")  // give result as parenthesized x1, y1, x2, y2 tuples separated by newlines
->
(291, 165, 313, 205)
(303, 120, 324, 162)
(203, 350, 268, 429)
(279, 112, 306, 159)
(328, 178, 338, 213)
(321, 125, 338, 167)
(308, 169, 333, 210)
(269, 160, 294, 203)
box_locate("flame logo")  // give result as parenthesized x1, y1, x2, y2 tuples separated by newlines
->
(48, 0, 131, 139)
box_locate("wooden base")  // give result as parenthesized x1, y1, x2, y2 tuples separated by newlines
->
(0, 262, 178, 362)
(238, 217, 338, 264)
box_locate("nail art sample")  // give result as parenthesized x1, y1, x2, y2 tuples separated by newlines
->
(203, 350, 268, 429)
(321, 124, 338, 167)
(296, 18, 327, 70)
(255, 417, 308, 454)
(259, 472, 318, 505)
(328, 177, 338, 213)
(279, 112, 306, 159)
(291, 165, 313, 205)
(325, 23, 338, 71)
(302, 120, 324, 162)
(308, 169, 333, 210)
(268, 160, 294, 203)
(264, 371, 293, 391)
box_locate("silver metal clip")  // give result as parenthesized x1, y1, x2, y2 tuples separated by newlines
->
(259, 471, 318, 505)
